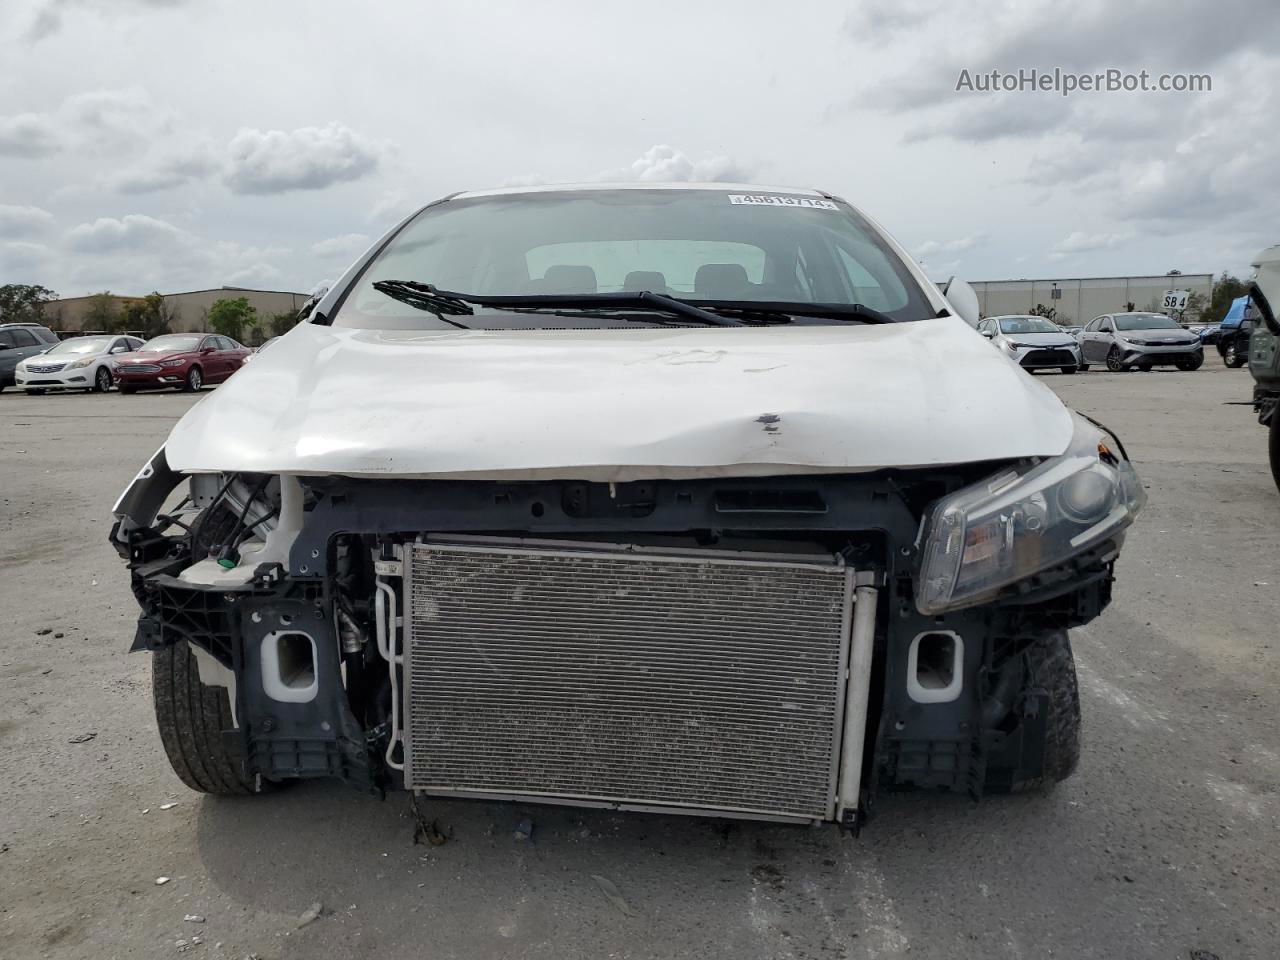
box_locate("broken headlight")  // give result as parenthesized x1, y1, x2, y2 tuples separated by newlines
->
(916, 414, 1144, 615)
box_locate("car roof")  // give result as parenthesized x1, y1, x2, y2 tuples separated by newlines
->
(452, 181, 828, 200)
(0, 321, 49, 329)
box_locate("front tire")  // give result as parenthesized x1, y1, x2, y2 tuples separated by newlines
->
(1078, 363, 1090, 372)
(1269, 406, 1280, 494)
(1105, 348, 1126, 372)
(1176, 356, 1204, 371)
(118, 384, 137, 395)
(94, 366, 113, 393)
(152, 640, 257, 795)
(1225, 343, 1246, 368)
(984, 631, 1081, 793)
(182, 366, 203, 392)
(1060, 366, 1077, 375)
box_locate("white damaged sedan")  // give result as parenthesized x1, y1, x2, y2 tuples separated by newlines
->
(111, 183, 1144, 826)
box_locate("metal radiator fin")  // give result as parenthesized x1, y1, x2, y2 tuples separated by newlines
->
(403, 542, 853, 821)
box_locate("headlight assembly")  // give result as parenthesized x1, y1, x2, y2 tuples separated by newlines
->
(916, 414, 1144, 615)
(67, 356, 96, 369)
(161, 358, 186, 367)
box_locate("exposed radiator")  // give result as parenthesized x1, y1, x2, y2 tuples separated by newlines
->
(402, 540, 856, 821)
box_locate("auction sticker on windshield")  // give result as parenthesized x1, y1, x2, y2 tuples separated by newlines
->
(728, 194, 838, 210)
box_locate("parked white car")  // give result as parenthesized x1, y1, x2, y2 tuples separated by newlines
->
(15, 334, 143, 394)
(977, 315, 1083, 374)
(111, 183, 1144, 826)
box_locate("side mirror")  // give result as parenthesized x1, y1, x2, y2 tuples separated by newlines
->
(938, 276, 981, 327)
(201, 346, 216, 354)
(980, 329, 994, 338)
(0, 343, 9, 351)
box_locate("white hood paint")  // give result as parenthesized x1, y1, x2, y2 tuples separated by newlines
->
(163, 317, 1075, 481)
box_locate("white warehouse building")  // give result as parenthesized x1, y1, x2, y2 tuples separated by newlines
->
(970, 273, 1214, 326)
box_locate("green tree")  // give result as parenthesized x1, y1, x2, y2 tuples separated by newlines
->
(0, 283, 57, 324)
(1029, 303, 1057, 323)
(119, 292, 177, 339)
(265, 309, 298, 339)
(1182, 290, 1208, 323)
(1205, 272, 1248, 326)
(207, 296, 257, 343)
(82, 292, 123, 332)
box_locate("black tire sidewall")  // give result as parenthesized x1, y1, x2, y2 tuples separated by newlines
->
(1269, 406, 1280, 494)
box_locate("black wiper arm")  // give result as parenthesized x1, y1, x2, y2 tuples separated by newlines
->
(696, 300, 896, 327)
(372, 280, 474, 329)
(694, 300, 899, 325)
(424, 289, 743, 327)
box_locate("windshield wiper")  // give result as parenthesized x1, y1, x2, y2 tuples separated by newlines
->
(693, 300, 899, 325)
(371, 280, 474, 329)
(372, 282, 898, 327)
(373, 282, 742, 327)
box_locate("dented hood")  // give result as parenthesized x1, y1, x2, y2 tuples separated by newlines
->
(162, 317, 1075, 480)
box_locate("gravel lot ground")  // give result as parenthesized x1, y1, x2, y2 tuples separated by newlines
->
(1, 363, 1277, 960)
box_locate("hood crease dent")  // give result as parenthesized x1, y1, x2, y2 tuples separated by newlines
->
(163, 318, 1075, 481)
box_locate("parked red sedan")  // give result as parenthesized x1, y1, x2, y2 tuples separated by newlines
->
(113, 333, 250, 394)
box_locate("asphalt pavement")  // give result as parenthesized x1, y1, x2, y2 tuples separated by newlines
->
(1, 364, 1276, 960)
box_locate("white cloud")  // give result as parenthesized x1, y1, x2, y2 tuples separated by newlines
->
(1050, 231, 1133, 260)
(0, 204, 56, 238)
(62, 87, 165, 145)
(1, 241, 53, 272)
(0, 88, 184, 163)
(224, 123, 385, 195)
(0, 113, 60, 157)
(311, 233, 371, 258)
(60, 214, 292, 292)
(599, 144, 753, 183)
(915, 236, 982, 257)
(108, 144, 219, 194)
(26, 0, 190, 42)
(65, 214, 193, 253)
(225, 261, 283, 286)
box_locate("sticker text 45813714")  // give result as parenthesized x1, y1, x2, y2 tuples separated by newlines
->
(727, 194, 838, 210)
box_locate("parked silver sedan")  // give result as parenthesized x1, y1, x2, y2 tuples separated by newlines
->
(977, 315, 1082, 374)
(1077, 312, 1203, 372)
(14, 334, 143, 394)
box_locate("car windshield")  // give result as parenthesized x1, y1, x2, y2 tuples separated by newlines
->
(138, 335, 201, 352)
(46, 336, 113, 355)
(998, 317, 1059, 335)
(1115, 313, 1180, 331)
(331, 188, 935, 329)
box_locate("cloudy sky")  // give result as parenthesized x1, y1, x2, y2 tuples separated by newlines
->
(0, 0, 1275, 298)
